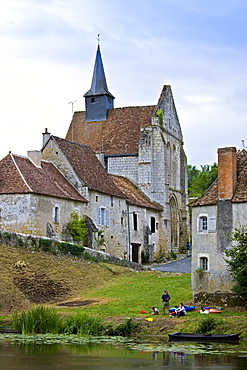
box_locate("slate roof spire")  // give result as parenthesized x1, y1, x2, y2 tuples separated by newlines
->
(84, 44, 115, 121)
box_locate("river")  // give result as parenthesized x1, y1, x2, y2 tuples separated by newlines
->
(0, 334, 247, 369)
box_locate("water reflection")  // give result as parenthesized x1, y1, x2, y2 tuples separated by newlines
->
(0, 337, 247, 369)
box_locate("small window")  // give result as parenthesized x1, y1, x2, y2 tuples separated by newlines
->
(199, 216, 207, 232)
(200, 257, 208, 271)
(151, 217, 155, 233)
(96, 196, 98, 202)
(133, 212, 138, 230)
(110, 195, 113, 207)
(156, 222, 159, 230)
(91, 98, 95, 103)
(54, 206, 59, 223)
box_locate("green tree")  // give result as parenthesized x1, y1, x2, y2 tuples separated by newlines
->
(225, 227, 247, 301)
(67, 212, 87, 243)
(188, 162, 218, 198)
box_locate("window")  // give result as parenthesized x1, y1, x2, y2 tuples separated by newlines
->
(151, 217, 155, 233)
(54, 206, 59, 223)
(199, 216, 207, 232)
(200, 257, 208, 271)
(97, 207, 110, 227)
(133, 212, 138, 230)
(110, 195, 113, 207)
(96, 196, 98, 202)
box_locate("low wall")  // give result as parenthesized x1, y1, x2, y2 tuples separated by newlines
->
(194, 291, 247, 308)
(0, 231, 148, 271)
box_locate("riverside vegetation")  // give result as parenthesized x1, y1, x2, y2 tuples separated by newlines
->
(0, 244, 247, 339)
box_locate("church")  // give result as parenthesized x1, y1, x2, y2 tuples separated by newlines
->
(65, 44, 189, 256)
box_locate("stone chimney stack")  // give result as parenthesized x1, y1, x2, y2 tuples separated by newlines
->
(217, 147, 237, 200)
(28, 150, 41, 167)
(42, 128, 51, 148)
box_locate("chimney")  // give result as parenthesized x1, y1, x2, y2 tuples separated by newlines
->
(217, 147, 237, 200)
(28, 150, 41, 167)
(42, 128, 51, 148)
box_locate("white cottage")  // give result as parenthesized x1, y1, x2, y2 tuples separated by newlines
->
(191, 146, 247, 306)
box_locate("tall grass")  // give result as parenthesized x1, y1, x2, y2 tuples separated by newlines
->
(12, 306, 63, 334)
(64, 312, 105, 335)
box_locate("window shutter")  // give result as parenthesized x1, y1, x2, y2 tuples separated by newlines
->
(208, 217, 216, 232)
(97, 207, 101, 225)
(106, 209, 110, 227)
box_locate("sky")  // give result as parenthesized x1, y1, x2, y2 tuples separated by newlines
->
(1, 0, 247, 167)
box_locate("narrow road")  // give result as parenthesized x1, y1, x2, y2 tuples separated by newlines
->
(151, 256, 191, 273)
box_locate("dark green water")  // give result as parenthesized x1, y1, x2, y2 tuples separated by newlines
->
(1, 335, 247, 369)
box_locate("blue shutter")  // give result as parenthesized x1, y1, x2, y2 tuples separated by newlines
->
(106, 209, 110, 227)
(97, 207, 101, 225)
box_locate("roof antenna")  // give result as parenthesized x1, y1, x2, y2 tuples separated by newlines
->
(240, 140, 245, 150)
(68, 100, 77, 115)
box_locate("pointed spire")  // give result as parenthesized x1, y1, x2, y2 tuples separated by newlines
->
(84, 43, 115, 121)
(84, 45, 114, 98)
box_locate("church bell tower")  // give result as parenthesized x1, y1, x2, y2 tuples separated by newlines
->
(84, 44, 115, 121)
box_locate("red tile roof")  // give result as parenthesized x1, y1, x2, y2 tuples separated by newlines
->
(0, 153, 87, 202)
(66, 106, 156, 155)
(110, 175, 163, 210)
(52, 137, 125, 198)
(191, 149, 247, 206)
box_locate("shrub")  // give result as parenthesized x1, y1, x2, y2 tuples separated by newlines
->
(66, 212, 87, 243)
(109, 318, 139, 337)
(59, 242, 84, 257)
(64, 312, 105, 335)
(12, 306, 62, 334)
(196, 316, 217, 334)
(38, 239, 55, 254)
(141, 251, 150, 264)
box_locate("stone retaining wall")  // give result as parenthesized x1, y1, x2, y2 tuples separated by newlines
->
(0, 231, 148, 271)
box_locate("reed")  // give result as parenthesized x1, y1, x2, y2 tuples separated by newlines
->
(12, 306, 63, 334)
(64, 312, 105, 335)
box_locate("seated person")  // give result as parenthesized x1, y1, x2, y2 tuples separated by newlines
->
(170, 303, 186, 318)
(151, 307, 160, 315)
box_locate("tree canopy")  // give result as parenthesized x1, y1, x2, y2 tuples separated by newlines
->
(187, 163, 218, 198)
(225, 227, 247, 301)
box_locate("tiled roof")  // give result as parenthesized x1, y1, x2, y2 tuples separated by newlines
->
(110, 175, 163, 210)
(66, 106, 156, 155)
(190, 149, 247, 206)
(189, 179, 218, 206)
(52, 136, 125, 198)
(0, 153, 87, 202)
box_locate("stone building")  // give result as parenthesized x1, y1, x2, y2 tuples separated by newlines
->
(0, 44, 189, 263)
(66, 44, 189, 255)
(0, 151, 87, 238)
(191, 146, 247, 304)
(41, 134, 163, 261)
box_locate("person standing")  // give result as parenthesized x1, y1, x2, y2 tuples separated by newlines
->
(161, 290, 170, 314)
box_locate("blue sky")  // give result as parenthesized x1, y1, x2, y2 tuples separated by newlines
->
(1, 0, 247, 166)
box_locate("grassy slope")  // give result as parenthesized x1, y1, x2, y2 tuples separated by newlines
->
(0, 244, 246, 337)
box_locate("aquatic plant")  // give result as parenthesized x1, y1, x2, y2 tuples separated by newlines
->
(64, 312, 105, 335)
(12, 306, 63, 334)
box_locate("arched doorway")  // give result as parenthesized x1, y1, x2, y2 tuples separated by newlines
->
(170, 196, 179, 252)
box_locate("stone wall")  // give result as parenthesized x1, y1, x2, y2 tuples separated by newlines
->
(0, 230, 148, 271)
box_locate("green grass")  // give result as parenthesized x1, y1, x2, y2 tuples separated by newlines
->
(79, 271, 192, 317)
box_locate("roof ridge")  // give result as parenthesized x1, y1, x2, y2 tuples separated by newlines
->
(10, 154, 33, 192)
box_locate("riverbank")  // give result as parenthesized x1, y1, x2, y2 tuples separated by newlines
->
(0, 244, 247, 338)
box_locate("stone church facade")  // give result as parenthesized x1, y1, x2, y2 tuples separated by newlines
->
(66, 45, 189, 255)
